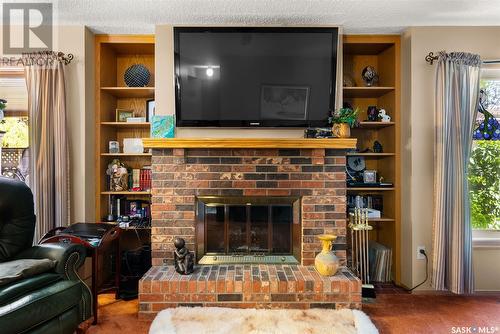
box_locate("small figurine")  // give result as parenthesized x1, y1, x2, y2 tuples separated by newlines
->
(173, 237, 194, 275)
(378, 109, 391, 122)
(373, 141, 383, 153)
(106, 159, 129, 192)
(361, 66, 379, 87)
(367, 106, 378, 121)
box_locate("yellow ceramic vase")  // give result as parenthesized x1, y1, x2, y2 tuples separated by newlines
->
(314, 234, 340, 276)
(332, 123, 351, 138)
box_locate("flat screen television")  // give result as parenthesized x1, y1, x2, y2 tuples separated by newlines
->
(174, 27, 339, 127)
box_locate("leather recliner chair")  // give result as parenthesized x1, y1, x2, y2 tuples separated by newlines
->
(0, 177, 92, 333)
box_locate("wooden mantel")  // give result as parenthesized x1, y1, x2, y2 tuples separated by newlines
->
(142, 138, 357, 149)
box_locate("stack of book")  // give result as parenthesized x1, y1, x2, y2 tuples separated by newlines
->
(140, 166, 152, 191)
(129, 166, 152, 192)
(369, 241, 392, 283)
(109, 195, 151, 220)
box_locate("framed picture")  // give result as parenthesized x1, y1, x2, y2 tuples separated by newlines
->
(146, 99, 155, 122)
(116, 109, 134, 122)
(363, 170, 377, 184)
(151, 115, 175, 138)
(260, 85, 309, 120)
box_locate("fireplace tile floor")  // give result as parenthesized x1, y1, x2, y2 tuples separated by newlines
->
(139, 265, 361, 319)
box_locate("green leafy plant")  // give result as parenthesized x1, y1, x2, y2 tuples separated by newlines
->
(468, 140, 500, 230)
(329, 107, 359, 127)
(0, 117, 29, 148)
(0, 99, 6, 111)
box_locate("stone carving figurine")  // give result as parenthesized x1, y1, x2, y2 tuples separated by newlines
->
(106, 159, 129, 192)
(173, 237, 194, 275)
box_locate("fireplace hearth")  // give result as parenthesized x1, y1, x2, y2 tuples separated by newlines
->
(196, 196, 301, 264)
(139, 141, 361, 317)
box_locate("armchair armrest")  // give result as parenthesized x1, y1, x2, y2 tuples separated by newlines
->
(14, 243, 87, 280)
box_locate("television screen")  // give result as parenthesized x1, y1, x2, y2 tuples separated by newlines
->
(174, 27, 338, 127)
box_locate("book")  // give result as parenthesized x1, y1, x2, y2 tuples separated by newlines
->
(132, 169, 140, 189)
(140, 166, 152, 191)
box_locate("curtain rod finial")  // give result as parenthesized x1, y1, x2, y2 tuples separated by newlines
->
(425, 52, 439, 65)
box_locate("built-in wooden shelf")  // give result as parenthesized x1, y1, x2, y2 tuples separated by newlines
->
(343, 34, 401, 284)
(347, 215, 396, 222)
(101, 191, 151, 195)
(343, 87, 395, 98)
(346, 152, 395, 157)
(347, 187, 395, 191)
(142, 138, 357, 149)
(357, 121, 395, 128)
(100, 153, 152, 157)
(101, 122, 150, 128)
(370, 217, 396, 222)
(100, 87, 155, 98)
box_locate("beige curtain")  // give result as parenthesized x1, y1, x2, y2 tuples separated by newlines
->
(23, 52, 70, 242)
(432, 52, 481, 294)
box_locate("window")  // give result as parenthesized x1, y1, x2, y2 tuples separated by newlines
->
(0, 67, 30, 183)
(469, 65, 500, 231)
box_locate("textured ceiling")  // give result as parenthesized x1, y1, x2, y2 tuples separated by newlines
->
(30, 0, 500, 34)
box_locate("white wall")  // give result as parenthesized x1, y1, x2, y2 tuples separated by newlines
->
(401, 26, 500, 291)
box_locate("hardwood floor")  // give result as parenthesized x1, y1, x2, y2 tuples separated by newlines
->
(364, 286, 500, 334)
(88, 290, 500, 334)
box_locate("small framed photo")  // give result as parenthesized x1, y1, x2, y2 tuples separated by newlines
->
(146, 99, 155, 122)
(116, 109, 134, 122)
(363, 170, 377, 184)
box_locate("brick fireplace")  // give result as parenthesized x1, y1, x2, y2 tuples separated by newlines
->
(139, 139, 361, 318)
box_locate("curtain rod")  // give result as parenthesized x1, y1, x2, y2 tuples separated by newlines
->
(425, 52, 500, 65)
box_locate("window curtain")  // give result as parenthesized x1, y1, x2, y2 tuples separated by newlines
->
(432, 51, 481, 294)
(23, 52, 70, 242)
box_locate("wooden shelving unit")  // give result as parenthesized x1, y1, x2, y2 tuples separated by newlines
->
(343, 35, 401, 283)
(101, 122, 151, 128)
(95, 35, 155, 221)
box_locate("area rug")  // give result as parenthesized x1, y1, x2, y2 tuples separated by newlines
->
(149, 307, 378, 334)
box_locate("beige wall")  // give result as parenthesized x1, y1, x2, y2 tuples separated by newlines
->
(401, 26, 500, 291)
(1, 25, 95, 223)
(473, 248, 500, 292)
(53, 26, 95, 223)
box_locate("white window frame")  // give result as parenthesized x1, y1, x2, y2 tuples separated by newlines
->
(471, 65, 500, 248)
(473, 229, 500, 249)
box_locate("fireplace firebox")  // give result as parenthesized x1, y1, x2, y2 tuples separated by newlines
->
(196, 197, 301, 264)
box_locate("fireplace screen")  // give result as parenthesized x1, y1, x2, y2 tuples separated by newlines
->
(196, 197, 301, 263)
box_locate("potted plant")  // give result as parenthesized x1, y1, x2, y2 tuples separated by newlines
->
(329, 107, 359, 138)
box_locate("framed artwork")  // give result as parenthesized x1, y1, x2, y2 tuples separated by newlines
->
(116, 109, 134, 122)
(260, 85, 309, 120)
(151, 115, 175, 138)
(146, 99, 155, 122)
(363, 170, 377, 184)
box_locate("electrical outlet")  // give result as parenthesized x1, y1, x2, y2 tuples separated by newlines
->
(417, 246, 426, 260)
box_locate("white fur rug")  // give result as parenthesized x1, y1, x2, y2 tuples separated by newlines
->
(149, 307, 378, 334)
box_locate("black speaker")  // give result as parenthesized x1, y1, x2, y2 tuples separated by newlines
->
(118, 245, 151, 300)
